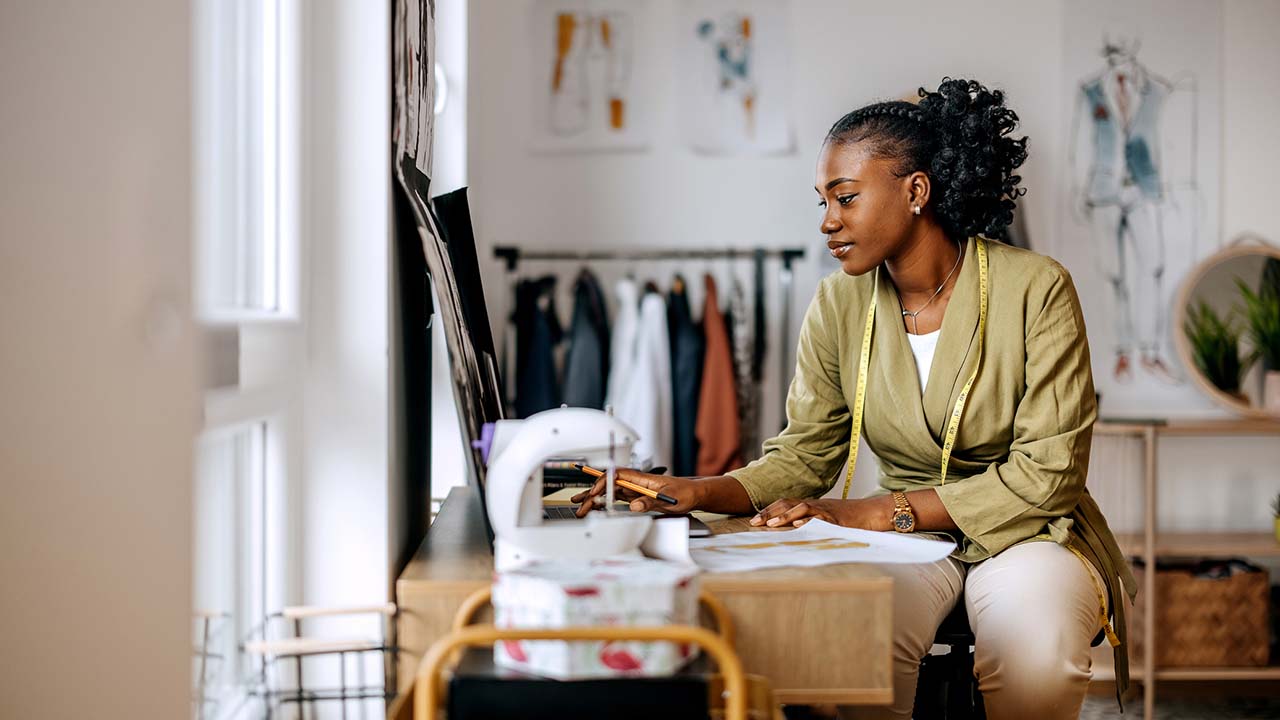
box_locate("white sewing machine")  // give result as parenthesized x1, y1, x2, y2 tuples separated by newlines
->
(484, 407, 657, 571)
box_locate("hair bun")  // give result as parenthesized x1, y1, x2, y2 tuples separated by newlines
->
(826, 77, 1027, 240)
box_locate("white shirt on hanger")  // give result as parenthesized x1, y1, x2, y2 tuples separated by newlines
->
(906, 329, 941, 395)
(605, 279, 639, 406)
(605, 279, 672, 470)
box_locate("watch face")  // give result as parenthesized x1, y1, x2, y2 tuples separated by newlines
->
(893, 512, 915, 532)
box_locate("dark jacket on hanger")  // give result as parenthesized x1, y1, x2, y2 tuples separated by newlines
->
(667, 276, 704, 477)
(514, 276, 562, 418)
(695, 274, 742, 475)
(562, 269, 611, 409)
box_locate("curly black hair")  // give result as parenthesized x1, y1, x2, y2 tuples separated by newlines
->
(825, 78, 1029, 240)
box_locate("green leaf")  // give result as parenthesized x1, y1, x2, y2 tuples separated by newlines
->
(1183, 299, 1254, 393)
(1236, 275, 1280, 370)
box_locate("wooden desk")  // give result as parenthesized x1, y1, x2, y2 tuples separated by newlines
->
(396, 487, 894, 705)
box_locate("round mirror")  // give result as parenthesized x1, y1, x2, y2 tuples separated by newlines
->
(1174, 235, 1280, 418)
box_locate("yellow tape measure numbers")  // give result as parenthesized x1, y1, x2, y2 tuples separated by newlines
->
(840, 237, 988, 499)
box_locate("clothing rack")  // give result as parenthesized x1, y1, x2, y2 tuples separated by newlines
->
(493, 245, 807, 435)
(493, 247, 806, 269)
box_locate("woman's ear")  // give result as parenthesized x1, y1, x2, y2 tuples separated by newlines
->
(907, 171, 931, 214)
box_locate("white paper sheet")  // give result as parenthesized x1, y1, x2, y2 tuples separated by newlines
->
(688, 519, 955, 573)
(528, 0, 654, 153)
(676, 0, 794, 155)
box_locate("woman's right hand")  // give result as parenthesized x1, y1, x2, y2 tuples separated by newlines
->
(570, 469, 704, 518)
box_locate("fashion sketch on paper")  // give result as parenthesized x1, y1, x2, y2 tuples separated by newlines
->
(548, 8, 633, 136)
(696, 12, 757, 142)
(1069, 35, 1199, 386)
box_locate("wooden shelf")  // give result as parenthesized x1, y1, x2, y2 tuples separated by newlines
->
(1115, 531, 1280, 558)
(1087, 421, 1280, 715)
(1159, 419, 1280, 435)
(1091, 645, 1280, 682)
(1148, 666, 1280, 681)
(1096, 418, 1280, 436)
(1093, 665, 1280, 682)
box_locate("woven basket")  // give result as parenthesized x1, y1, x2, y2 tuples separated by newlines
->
(1130, 564, 1271, 667)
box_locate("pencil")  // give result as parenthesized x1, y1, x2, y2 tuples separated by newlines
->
(573, 464, 679, 505)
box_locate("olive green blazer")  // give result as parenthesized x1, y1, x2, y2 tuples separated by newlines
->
(728, 236, 1138, 692)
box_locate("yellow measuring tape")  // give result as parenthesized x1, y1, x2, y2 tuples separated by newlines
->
(1066, 544, 1122, 647)
(834, 236, 1119, 647)
(840, 237, 989, 499)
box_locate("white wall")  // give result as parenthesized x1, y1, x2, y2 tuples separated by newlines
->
(0, 2, 199, 719)
(429, 0, 472, 506)
(466, 0, 1280, 532)
(299, 0, 391, 614)
(433, 0, 470, 197)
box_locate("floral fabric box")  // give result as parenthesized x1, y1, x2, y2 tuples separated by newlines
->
(492, 556, 701, 680)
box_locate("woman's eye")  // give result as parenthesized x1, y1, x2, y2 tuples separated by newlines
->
(817, 200, 826, 208)
(837, 194, 857, 206)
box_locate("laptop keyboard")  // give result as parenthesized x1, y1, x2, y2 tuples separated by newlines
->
(540, 505, 712, 537)
(542, 506, 581, 520)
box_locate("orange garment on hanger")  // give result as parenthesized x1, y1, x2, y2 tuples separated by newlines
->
(695, 274, 742, 475)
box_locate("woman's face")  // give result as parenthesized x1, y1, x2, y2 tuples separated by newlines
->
(814, 140, 915, 276)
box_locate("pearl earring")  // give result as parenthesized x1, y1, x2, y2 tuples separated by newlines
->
(912, 206, 921, 215)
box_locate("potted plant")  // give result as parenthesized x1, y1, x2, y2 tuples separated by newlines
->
(1237, 273, 1280, 412)
(1183, 300, 1255, 400)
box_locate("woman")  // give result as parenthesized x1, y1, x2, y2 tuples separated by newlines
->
(574, 78, 1135, 720)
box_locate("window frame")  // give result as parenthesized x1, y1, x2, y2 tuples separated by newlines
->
(194, 0, 302, 325)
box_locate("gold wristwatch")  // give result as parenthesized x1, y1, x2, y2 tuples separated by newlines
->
(891, 491, 916, 533)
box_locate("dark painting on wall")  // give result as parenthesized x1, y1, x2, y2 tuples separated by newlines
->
(393, 0, 504, 538)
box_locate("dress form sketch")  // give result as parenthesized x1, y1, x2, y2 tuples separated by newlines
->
(1070, 35, 1198, 387)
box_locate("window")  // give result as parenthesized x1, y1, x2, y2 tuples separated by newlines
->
(195, 0, 300, 321)
(193, 421, 280, 719)
(192, 0, 301, 714)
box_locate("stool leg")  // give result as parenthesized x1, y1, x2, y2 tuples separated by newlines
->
(294, 619, 307, 720)
(339, 651, 347, 720)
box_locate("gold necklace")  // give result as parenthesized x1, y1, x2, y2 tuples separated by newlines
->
(898, 239, 963, 334)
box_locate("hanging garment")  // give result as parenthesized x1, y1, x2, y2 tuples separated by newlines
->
(605, 278, 640, 409)
(727, 274, 761, 463)
(667, 275, 704, 477)
(562, 269, 611, 409)
(695, 274, 742, 475)
(752, 250, 767, 382)
(513, 276, 562, 418)
(610, 284, 673, 470)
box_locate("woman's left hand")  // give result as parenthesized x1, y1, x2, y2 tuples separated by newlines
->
(749, 497, 883, 530)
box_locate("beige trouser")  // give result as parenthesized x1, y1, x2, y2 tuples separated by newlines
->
(841, 541, 1106, 720)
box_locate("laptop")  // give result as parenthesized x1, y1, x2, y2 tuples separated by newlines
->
(536, 461, 712, 537)
(423, 187, 711, 542)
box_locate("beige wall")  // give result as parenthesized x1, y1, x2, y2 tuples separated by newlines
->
(0, 2, 198, 718)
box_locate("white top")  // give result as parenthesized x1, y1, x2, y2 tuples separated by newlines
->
(906, 329, 941, 395)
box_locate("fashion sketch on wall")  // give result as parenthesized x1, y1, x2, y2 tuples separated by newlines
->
(1057, 0, 1221, 418)
(529, 0, 652, 152)
(677, 0, 793, 155)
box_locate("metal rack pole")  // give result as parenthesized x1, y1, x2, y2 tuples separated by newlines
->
(493, 246, 804, 264)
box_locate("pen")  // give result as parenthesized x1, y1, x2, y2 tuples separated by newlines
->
(573, 464, 679, 506)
